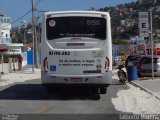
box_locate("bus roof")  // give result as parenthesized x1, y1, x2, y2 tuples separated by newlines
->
(44, 11, 110, 18)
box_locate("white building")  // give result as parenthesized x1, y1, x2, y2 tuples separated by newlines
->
(0, 13, 24, 54)
(0, 15, 12, 44)
(0, 14, 27, 73)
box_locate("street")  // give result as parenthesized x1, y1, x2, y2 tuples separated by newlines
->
(0, 68, 159, 120)
(1, 0, 160, 120)
(0, 78, 128, 114)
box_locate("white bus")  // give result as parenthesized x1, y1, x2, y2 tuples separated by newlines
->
(41, 11, 112, 94)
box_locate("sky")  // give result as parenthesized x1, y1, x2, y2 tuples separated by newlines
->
(0, 0, 136, 27)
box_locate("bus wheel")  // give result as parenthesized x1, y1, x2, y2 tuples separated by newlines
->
(100, 87, 107, 94)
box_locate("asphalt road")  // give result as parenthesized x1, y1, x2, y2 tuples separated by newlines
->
(0, 78, 129, 120)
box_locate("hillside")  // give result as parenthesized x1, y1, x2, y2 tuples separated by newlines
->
(96, 0, 160, 41)
(11, 0, 160, 44)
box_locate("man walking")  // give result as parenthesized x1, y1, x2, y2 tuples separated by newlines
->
(17, 55, 23, 70)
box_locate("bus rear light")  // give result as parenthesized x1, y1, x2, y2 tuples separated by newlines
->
(105, 57, 110, 70)
(43, 57, 48, 72)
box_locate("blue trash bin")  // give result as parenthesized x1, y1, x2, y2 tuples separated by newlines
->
(127, 66, 137, 81)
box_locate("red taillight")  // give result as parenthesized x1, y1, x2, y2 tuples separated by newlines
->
(43, 57, 48, 71)
(105, 57, 110, 72)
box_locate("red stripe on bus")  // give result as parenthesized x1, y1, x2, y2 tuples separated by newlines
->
(43, 57, 48, 71)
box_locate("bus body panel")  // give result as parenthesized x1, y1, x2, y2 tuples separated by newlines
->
(41, 11, 112, 90)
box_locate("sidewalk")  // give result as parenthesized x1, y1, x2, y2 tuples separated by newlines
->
(0, 66, 40, 86)
(130, 79, 160, 100)
(112, 68, 160, 100)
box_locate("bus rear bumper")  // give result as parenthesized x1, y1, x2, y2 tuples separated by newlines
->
(41, 71, 112, 85)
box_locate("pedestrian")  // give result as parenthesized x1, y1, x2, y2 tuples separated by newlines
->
(17, 55, 23, 70)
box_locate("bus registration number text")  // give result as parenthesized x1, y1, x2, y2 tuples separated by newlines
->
(49, 51, 70, 55)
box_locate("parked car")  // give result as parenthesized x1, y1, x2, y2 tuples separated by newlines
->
(125, 55, 147, 77)
(141, 55, 160, 76)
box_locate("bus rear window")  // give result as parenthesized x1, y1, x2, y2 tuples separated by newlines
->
(46, 16, 106, 40)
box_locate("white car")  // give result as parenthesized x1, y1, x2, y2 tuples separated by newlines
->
(141, 56, 160, 76)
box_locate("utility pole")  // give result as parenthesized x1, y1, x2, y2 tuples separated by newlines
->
(32, 0, 35, 72)
(35, 20, 39, 68)
(150, 11, 154, 80)
(32, 0, 39, 69)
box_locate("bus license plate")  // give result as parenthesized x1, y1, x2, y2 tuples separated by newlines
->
(70, 78, 82, 82)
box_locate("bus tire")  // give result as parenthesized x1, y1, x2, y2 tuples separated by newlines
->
(100, 87, 107, 94)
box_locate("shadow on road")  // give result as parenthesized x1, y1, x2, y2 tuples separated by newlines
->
(0, 84, 100, 100)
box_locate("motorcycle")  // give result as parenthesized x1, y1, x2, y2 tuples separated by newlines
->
(117, 65, 128, 84)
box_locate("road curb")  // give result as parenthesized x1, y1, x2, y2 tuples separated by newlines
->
(130, 81, 160, 100)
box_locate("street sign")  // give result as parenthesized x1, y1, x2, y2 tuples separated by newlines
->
(139, 12, 149, 37)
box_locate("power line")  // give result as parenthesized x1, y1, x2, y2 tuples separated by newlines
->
(11, 10, 32, 25)
(0, 0, 42, 29)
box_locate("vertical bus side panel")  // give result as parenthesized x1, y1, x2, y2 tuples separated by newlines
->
(41, 15, 48, 73)
(107, 13, 112, 71)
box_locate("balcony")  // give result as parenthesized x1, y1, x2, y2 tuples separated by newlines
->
(0, 17, 11, 30)
(0, 38, 12, 44)
(0, 17, 11, 24)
